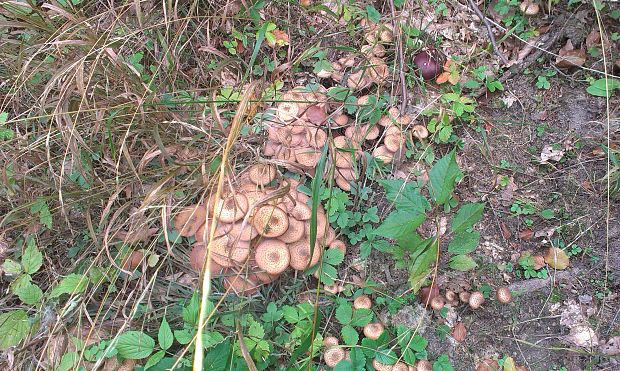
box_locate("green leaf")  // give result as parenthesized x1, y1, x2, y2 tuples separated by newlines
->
(334, 360, 354, 371)
(158, 317, 173, 350)
(319, 264, 338, 285)
(30, 197, 52, 229)
(116, 331, 155, 359)
(375, 348, 397, 364)
(56, 352, 79, 371)
(282, 305, 300, 324)
(379, 179, 430, 214)
(0, 310, 30, 350)
(335, 302, 353, 325)
(323, 248, 344, 266)
(447, 231, 481, 254)
(204, 340, 233, 370)
(0, 112, 7, 124)
(540, 209, 555, 219)
(366, 5, 381, 22)
(350, 308, 373, 327)
(48, 274, 89, 298)
(433, 354, 454, 371)
(408, 238, 438, 292)
(341, 324, 359, 345)
(449, 255, 478, 271)
(428, 151, 463, 205)
(1, 259, 22, 275)
(586, 78, 620, 97)
(22, 243, 43, 275)
(375, 210, 426, 240)
(14, 281, 43, 305)
(144, 349, 166, 370)
(450, 203, 485, 234)
(174, 328, 193, 345)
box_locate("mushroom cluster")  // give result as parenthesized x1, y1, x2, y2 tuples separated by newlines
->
(264, 85, 429, 191)
(176, 164, 342, 295)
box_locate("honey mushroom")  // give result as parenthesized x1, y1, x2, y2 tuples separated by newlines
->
(254, 239, 290, 275)
(363, 322, 384, 340)
(324, 346, 346, 368)
(174, 204, 207, 237)
(288, 240, 322, 271)
(253, 204, 290, 238)
(353, 295, 372, 310)
(189, 243, 224, 275)
(248, 163, 277, 186)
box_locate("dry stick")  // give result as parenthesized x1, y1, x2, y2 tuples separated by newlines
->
(468, 0, 509, 65)
(388, 0, 408, 113)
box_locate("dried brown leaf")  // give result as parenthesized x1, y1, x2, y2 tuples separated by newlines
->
(544, 247, 570, 269)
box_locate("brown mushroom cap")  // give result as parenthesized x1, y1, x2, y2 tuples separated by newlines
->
(335, 174, 351, 191)
(445, 290, 457, 304)
(210, 236, 250, 267)
(253, 205, 290, 238)
(324, 346, 346, 368)
(392, 362, 408, 371)
(175, 204, 207, 237)
(363, 322, 384, 340)
(223, 273, 260, 296)
(263, 140, 282, 156)
(353, 295, 372, 310)
(412, 125, 429, 139)
(248, 164, 277, 186)
(213, 194, 249, 223)
(228, 222, 258, 242)
(323, 336, 339, 347)
(469, 291, 485, 309)
(459, 291, 471, 303)
(277, 101, 299, 122)
(415, 360, 433, 371)
(304, 211, 327, 239)
(372, 359, 391, 371)
(122, 251, 144, 271)
(372, 145, 394, 163)
(334, 114, 349, 127)
(294, 147, 322, 168)
(330, 240, 347, 255)
(337, 166, 358, 181)
(254, 239, 290, 275)
(475, 358, 500, 371)
(420, 283, 440, 305)
(305, 105, 327, 125)
(189, 243, 224, 274)
(324, 227, 337, 246)
(278, 218, 306, 243)
(496, 287, 512, 304)
(430, 296, 445, 310)
(288, 240, 322, 270)
(452, 322, 467, 342)
(384, 134, 405, 153)
(306, 128, 327, 148)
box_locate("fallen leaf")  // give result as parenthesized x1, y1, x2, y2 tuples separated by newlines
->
(503, 356, 517, 371)
(500, 222, 512, 239)
(600, 336, 620, 355)
(519, 229, 534, 240)
(535, 226, 556, 238)
(544, 247, 570, 269)
(566, 324, 598, 347)
(585, 30, 601, 49)
(451, 322, 466, 342)
(497, 176, 517, 207)
(540, 145, 564, 164)
(556, 40, 587, 69)
(533, 255, 546, 270)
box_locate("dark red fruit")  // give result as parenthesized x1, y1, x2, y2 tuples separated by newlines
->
(414, 50, 442, 80)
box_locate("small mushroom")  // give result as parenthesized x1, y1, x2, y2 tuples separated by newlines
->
(294, 147, 322, 168)
(253, 205, 290, 238)
(290, 202, 312, 221)
(412, 125, 429, 140)
(323, 336, 339, 347)
(430, 296, 445, 311)
(353, 295, 372, 310)
(254, 239, 290, 275)
(519, 0, 539, 15)
(419, 283, 439, 305)
(459, 291, 471, 303)
(372, 359, 392, 371)
(278, 218, 305, 243)
(452, 322, 466, 342)
(391, 362, 408, 371)
(288, 240, 322, 270)
(306, 127, 327, 148)
(413, 50, 442, 80)
(363, 323, 384, 340)
(276, 101, 299, 122)
(384, 134, 405, 153)
(305, 105, 327, 125)
(415, 360, 433, 371)
(372, 145, 394, 163)
(496, 287, 512, 304)
(468, 291, 485, 309)
(324, 346, 346, 368)
(213, 194, 249, 223)
(329, 239, 347, 255)
(228, 222, 259, 242)
(334, 114, 349, 127)
(189, 243, 224, 274)
(248, 164, 277, 186)
(224, 273, 260, 296)
(324, 283, 344, 294)
(210, 236, 250, 267)
(445, 290, 458, 305)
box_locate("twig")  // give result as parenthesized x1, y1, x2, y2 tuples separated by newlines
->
(388, 0, 408, 113)
(468, 0, 509, 65)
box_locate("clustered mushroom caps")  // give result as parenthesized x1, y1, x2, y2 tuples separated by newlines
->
(176, 163, 340, 296)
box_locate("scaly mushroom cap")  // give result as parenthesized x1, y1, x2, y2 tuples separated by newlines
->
(430, 296, 445, 310)
(210, 236, 250, 267)
(385, 125, 401, 136)
(248, 164, 277, 186)
(268, 126, 293, 144)
(263, 140, 282, 156)
(392, 362, 408, 371)
(174, 204, 207, 237)
(323, 336, 339, 347)
(372, 145, 394, 163)
(288, 240, 322, 270)
(254, 239, 290, 275)
(247, 258, 279, 283)
(378, 107, 400, 127)
(294, 147, 322, 168)
(228, 222, 258, 242)
(290, 201, 312, 221)
(305, 105, 327, 125)
(353, 295, 372, 310)
(223, 273, 260, 296)
(459, 291, 471, 303)
(468, 291, 485, 309)
(276, 101, 299, 122)
(244, 190, 267, 211)
(412, 125, 429, 139)
(324, 347, 346, 368)
(384, 134, 405, 153)
(306, 128, 327, 148)
(290, 133, 308, 147)
(189, 243, 224, 274)
(278, 218, 306, 243)
(304, 211, 327, 239)
(213, 194, 249, 223)
(253, 205, 290, 238)
(195, 220, 232, 243)
(334, 114, 349, 127)
(415, 360, 433, 371)
(330, 240, 347, 255)
(496, 287, 512, 304)
(363, 323, 384, 340)
(289, 119, 308, 134)
(372, 359, 392, 371)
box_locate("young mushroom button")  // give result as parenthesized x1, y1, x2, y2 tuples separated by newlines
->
(363, 323, 384, 340)
(469, 291, 485, 309)
(324, 347, 346, 368)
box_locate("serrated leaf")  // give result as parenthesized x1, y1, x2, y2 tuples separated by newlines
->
(144, 349, 165, 370)
(22, 243, 43, 275)
(428, 151, 463, 205)
(450, 203, 485, 234)
(449, 255, 478, 271)
(158, 317, 173, 350)
(334, 360, 354, 371)
(408, 238, 438, 292)
(1, 259, 22, 275)
(116, 331, 155, 359)
(335, 302, 353, 325)
(323, 248, 344, 266)
(447, 231, 481, 254)
(48, 273, 89, 298)
(379, 180, 430, 214)
(0, 310, 30, 350)
(14, 281, 43, 305)
(282, 305, 299, 324)
(350, 308, 373, 327)
(375, 210, 426, 240)
(319, 264, 338, 285)
(341, 325, 359, 345)
(375, 348, 397, 364)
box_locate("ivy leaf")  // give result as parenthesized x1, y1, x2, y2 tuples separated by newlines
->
(48, 273, 89, 298)
(447, 231, 481, 255)
(449, 255, 478, 271)
(116, 331, 155, 359)
(428, 151, 463, 205)
(22, 242, 43, 275)
(341, 325, 359, 345)
(335, 302, 353, 325)
(375, 210, 426, 240)
(158, 317, 173, 350)
(0, 310, 30, 350)
(14, 281, 43, 305)
(450, 203, 485, 234)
